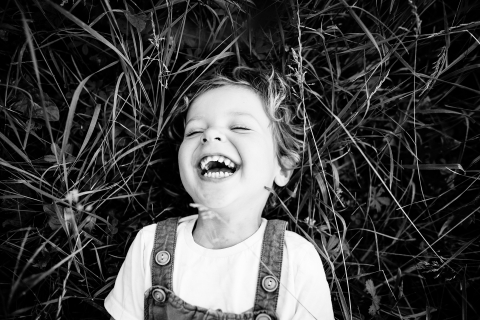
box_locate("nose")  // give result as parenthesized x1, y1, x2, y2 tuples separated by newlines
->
(201, 128, 225, 144)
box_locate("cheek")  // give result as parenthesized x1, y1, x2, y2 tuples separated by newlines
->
(244, 139, 277, 171)
(178, 143, 194, 193)
(178, 142, 190, 175)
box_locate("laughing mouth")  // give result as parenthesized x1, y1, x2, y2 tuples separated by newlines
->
(199, 155, 238, 179)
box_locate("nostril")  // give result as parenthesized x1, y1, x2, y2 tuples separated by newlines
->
(201, 130, 224, 143)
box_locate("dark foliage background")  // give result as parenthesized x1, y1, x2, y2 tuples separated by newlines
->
(1, 0, 480, 319)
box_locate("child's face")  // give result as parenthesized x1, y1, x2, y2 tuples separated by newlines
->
(178, 85, 288, 212)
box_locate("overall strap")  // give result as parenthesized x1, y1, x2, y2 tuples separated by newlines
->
(253, 219, 287, 318)
(151, 217, 179, 290)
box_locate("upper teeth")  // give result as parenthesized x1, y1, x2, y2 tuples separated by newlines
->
(200, 155, 236, 170)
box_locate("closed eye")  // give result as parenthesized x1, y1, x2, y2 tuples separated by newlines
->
(185, 130, 203, 137)
(231, 126, 250, 131)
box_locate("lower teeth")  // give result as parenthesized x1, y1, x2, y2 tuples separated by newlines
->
(204, 171, 233, 179)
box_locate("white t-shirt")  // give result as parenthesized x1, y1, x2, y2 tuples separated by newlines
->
(105, 215, 334, 320)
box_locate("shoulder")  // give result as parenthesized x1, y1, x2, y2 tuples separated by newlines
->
(264, 219, 320, 263)
(284, 229, 311, 247)
(179, 214, 198, 224)
(136, 223, 156, 243)
(284, 227, 316, 255)
(282, 226, 323, 270)
(265, 219, 314, 251)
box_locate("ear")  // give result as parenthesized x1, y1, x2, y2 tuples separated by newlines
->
(274, 156, 294, 187)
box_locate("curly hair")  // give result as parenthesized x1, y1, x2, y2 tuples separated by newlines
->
(173, 66, 305, 170)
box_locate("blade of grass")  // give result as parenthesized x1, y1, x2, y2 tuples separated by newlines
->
(60, 61, 116, 160)
(338, 0, 381, 58)
(0, 131, 31, 163)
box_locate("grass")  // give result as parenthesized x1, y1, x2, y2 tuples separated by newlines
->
(1, 0, 480, 319)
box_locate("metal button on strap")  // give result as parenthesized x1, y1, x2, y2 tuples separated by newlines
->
(152, 288, 166, 302)
(255, 313, 272, 320)
(155, 251, 170, 265)
(262, 275, 278, 292)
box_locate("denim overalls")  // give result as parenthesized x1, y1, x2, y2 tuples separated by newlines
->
(144, 217, 287, 320)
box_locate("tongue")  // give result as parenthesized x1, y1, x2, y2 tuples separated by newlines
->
(204, 160, 235, 174)
(208, 168, 234, 173)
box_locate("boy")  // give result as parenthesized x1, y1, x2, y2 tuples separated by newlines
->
(105, 67, 334, 320)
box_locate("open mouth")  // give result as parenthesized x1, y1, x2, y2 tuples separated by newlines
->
(199, 155, 238, 179)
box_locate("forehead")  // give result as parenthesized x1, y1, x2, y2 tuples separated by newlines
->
(186, 85, 269, 123)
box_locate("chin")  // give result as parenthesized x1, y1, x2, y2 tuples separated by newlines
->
(195, 195, 234, 210)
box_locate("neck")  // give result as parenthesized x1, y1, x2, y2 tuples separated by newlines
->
(191, 204, 263, 249)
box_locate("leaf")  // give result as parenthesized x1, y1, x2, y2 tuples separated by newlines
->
(30, 90, 59, 121)
(368, 302, 380, 316)
(369, 187, 391, 212)
(64, 207, 76, 232)
(31, 100, 60, 121)
(32, 247, 51, 270)
(64, 143, 73, 155)
(44, 143, 75, 163)
(327, 235, 340, 253)
(108, 217, 119, 235)
(0, 29, 8, 41)
(44, 204, 63, 230)
(82, 43, 88, 55)
(438, 215, 454, 237)
(11, 92, 59, 121)
(43, 155, 57, 163)
(365, 279, 381, 315)
(124, 10, 147, 33)
(365, 279, 376, 296)
(314, 172, 329, 205)
(51, 143, 61, 156)
(44, 203, 80, 231)
(83, 215, 97, 232)
(11, 94, 29, 113)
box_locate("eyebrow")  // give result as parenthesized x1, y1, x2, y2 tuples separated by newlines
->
(185, 112, 258, 125)
(185, 115, 204, 126)
(230, 111, 258, 121)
